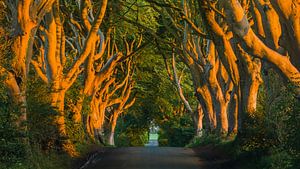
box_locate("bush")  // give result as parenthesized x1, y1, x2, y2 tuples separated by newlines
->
(115, 112, 150, 147)
(186, 134, 222, 147)
(0, 81, 27, 168)
(159, 115, 194, 147)
(116, 128, 148, 146)
(158, 138, 168, 146)
(0, 145, 72, 169)
(260, 150, 294, 169)
(236, 70, 300, 169)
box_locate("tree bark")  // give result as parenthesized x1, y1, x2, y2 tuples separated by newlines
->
(108, 112, 118, 146)
(207, 41, 229, 134)
(193, 104, 204, 137)
(189, 65, 221, 132)
(6, 0, 55, 129)
(270, 0, 300, 68)
(223, 0, 300, 96)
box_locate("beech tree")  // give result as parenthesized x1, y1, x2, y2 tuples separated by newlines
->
(107, 60, 136, 145)
(222, 0, 300, 91)
(1, 0, 55, 129)
(29, 0, 108, 155)
(144, 0, 300, 136)
(1, 1, 299, 165)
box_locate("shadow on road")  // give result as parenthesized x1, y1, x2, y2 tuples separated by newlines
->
(78, 145, 233, 169)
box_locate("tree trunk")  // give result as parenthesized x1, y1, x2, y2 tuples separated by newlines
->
(230, 93, 239, 134)
(50, 87, 77, 156)
(108, 113, 118, 146)
(108, 130, 115, 146)
(193, 104, 204, 137)
(11, 24, 36, 128)
(2, 70, 27, 127)
(51, 90, 66, 135)
(195, 85, 217, 131)
(245, 74, 262, 115)
(270, 0, 300, 68)
(88, 96, 106, 140)
(223, 0, 300, 95)
(188, 63, 217, 131)
(11, 0, 54, 127)
(207, 42, 229, 134)
(235, 44, 263, 117)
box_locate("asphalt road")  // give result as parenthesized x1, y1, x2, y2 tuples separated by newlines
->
(86, 147, 204, 169)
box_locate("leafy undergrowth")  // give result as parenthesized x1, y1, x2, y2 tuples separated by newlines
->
(0, 143, 107, 169)
(188, 134, 300, 169)
(0, 146, 72, 169)
(187, 134, 237, 169)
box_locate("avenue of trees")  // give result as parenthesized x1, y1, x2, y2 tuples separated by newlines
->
(0, 0, 299, 168)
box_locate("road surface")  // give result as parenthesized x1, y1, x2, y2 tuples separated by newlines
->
(85, 147, 207, 169)
(144, 139, 159, 147)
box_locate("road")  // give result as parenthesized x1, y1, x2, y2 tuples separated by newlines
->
(85, 147, 206, 169)
(144, 139, 159, 147)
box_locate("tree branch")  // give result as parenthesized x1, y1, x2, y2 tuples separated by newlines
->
(31, 60, 48, 83)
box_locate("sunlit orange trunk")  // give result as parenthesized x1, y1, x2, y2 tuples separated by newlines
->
(43, 11, 77, 155)
(187, 60, 217, 131)
(193, 104, 204, 137)
(223, 0, 300, 94)
(87, 96, 107, 140)
(207, 42, 229, 134)
(235, 45, 263, 117)
(195, 82, 217, 131)
(198, 1, 242, 134)
(270, 0, 300, 68)
(1, 69, 27, 127)
(9, 0, 55, 129)
(11, 12, 36, 126)
(244, 70, 262, 115)
(231, 93, 239, 134)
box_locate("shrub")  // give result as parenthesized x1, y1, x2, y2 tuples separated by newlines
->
(237, 70, 300, 169)
(260, 150, 294, 169)
(0, 80, 26, 168)
(159, 115, 194, 147)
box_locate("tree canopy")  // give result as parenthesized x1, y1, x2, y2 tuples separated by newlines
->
(0, 0, 299, 168)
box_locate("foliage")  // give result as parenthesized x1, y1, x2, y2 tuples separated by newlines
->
(233, 70, 300, 169)
(260, 150, 294, 169)
(26, 77, 60, 151)
(114, 48, 196, 147)
(0, 81, 26, 169)
(186, 70, 300, 169)
(186, 134, 223, 147)
(0, 0, 13, 69)
(0, 3, 26, 166)
(65, 82, 93, 146)
(0, 146, 72, 169)
(1, 0, 300, 168)
(115, 113, 149, 146)
(158, 114, 194, 147)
